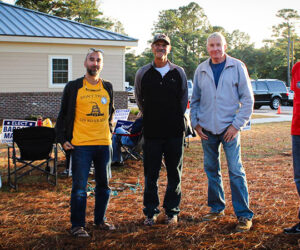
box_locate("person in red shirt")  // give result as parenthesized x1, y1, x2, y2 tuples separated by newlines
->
(284, 61, 300, 234)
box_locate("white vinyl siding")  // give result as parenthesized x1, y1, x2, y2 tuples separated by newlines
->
(0, 43, 125, 92)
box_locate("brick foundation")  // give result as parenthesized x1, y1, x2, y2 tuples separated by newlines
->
(0, 91, 128, 119)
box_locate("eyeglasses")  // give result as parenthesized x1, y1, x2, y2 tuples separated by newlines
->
(88, 48, 104, 54)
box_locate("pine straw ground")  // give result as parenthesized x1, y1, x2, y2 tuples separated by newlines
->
(0, 121, 299, 249)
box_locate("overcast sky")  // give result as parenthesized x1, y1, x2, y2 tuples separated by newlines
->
(3, 0, 300, 54)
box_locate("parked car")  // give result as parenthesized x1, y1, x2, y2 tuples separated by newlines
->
(126, 86, 135, 103)
(187, 80, 193, 101)
(287, 87, 294, 106)
(251, 79, 289, 110)
(125, 86, 134, 92)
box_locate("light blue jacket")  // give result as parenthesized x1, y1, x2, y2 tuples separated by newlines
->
(190, 55, 254, 134)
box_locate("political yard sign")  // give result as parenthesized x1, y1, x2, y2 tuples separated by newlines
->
(113, 109, 130, 123)
(0, 119, 36, 144)
(114, 120, 134, 133)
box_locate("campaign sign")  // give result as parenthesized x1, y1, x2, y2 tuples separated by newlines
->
(0, 119, 37, 144)
(114, 120, 134, 132)
(113, 109, 130, 123)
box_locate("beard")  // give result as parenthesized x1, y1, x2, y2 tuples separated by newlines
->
(86, 66, 99, 76)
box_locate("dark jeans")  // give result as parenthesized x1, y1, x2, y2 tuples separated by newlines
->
(70, 145, 112, 228)
(143, 136, 184, 218)
(292, 135, 300, 219)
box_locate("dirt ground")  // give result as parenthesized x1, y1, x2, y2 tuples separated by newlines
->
(1, 122, 299, 249)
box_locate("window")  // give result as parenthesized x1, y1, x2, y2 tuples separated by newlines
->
(256, 81, 268, 91)
(267, 81, 287, 92)
(49, 56, 72, 88)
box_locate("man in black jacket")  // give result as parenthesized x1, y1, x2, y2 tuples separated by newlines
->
(135, 34, 188, 226)
(56, 48, 115, 237)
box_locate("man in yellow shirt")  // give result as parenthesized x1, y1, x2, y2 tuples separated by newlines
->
(56, 48, 115, 238)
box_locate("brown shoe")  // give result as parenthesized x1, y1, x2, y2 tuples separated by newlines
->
(202, 211, 225, 221)
(166, 215, 178, 225)
(236, 217, 252, 232)
(94, 221, 116, 230)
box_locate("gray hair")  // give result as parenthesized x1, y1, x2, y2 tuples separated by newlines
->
(85, 48, 104, 60)
(207, 32, 227, 46)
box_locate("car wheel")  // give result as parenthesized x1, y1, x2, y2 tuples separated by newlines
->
(254, 104, 262, 109)
(270, 97, 281, 110)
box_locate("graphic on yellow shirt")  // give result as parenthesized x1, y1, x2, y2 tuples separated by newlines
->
(71, 79, 111, 146)
(87, 102, 104, 116)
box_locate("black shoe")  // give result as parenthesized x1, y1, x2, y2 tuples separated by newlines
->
(111, 161, 124, 167)
(284, 222, 300, 234)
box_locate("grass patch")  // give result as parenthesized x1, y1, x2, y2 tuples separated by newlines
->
(251, 114, 278, 119)
(130, 108, 140, 115)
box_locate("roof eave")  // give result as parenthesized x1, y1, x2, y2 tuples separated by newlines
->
(0, 35, 138, 47)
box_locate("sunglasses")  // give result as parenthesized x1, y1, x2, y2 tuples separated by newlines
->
(84, 80, 102, 92)
(88, 48, 104, 54)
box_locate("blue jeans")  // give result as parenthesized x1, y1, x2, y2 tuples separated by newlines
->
(143, 136, 184, 218)
(112, 127, 134, 163)
(201, 129, 254, 220)
(70, 145, 112, 228)
(292, 135, 300, 219)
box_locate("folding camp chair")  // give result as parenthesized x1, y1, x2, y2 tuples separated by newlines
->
(7, 126, 57, 190)
(119, 132, 144, 161)
(118, 132, 167, 167)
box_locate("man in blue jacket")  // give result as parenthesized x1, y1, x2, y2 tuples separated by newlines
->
(190, 32, 254, 232)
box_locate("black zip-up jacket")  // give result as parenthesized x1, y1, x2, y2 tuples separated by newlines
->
(134, 61, 188, 138)
(55, 77, 115, 145)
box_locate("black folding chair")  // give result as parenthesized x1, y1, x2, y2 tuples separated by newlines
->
(119, 132, 167, 167)
(7, 127, 57, 190)
(118, 132, 144, 161)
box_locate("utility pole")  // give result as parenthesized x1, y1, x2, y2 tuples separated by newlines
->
(291, 40, 294, 69)
(287, 23, 291, 87)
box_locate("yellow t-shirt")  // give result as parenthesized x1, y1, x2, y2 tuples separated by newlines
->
(71, 78, 111, 145)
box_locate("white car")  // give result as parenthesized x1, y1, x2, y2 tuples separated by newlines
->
(287, 87, 294, 106)
(187, 80, 193, 100)
(126, 86, 135, 103)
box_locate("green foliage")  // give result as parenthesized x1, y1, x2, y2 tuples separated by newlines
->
(24, 114, 41, 121)
(272, 9, 300, 39)
(153, 2, 210, 79)
(125, 49, 153, 84)
(126, 4, 299, 85)
(15, 0, 65, 15)
(126, 2, 254, 80)
(125, 53, 138, 85)
(15, 0, 126, 32)
(130, 108, 140, 116)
